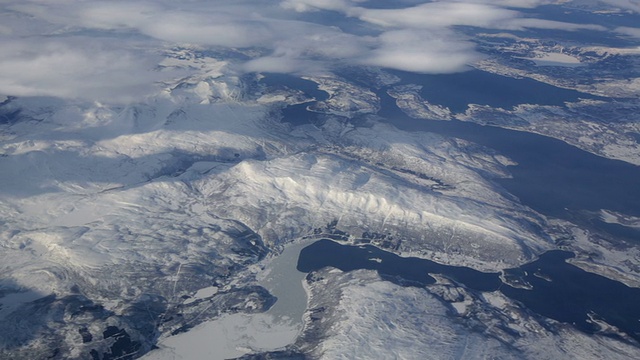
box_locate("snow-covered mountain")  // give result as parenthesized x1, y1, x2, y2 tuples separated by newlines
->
(0, 61, 553, 358)
(1, 1, 640, 359)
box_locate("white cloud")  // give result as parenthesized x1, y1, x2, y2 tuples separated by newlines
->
(0, 0, 619, 102)
(0, 38, 179, 102)
(361, 29, 482, 73)
(0, 23, 11, 35)
(350, 2, 607, 32)
(75, 3, 280, 48)
(352, 2, 518, 29)
(616, 26, 640, 38)
(76, 1, 161, 30)
(280, 0, 362, 12)
(600, 0, 640, 13)
(241, 26, 367, 74)
(141, 13, 276, 48)
(449, 0, 554, 8)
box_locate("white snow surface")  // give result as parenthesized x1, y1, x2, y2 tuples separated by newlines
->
(298, 268, 640, 360)
(0, 2, 639, 358)
(312, 276, 507, 359)
(0, 60, 556, 356)
(145, 240, 311, 360)
(600, 209, 640, 229)
(518, 52, 584, 67)
(3, 48, 635, 359)
(145, 312, 299, 360)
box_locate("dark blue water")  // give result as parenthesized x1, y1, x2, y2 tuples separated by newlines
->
(298, 239, 501, 291)
(371, 70, 640, 239)
(298, 239, 640, 342)
(386, 69, 601, 113)
(281, 104, 321, 126)
(261, 74, 328, 125)
(591, 219, 640, 242)
(376, 90, 640, 226)
(260, 73, 329, 101)
(270, 70, 640, 241)
(501, 250, 640, 339)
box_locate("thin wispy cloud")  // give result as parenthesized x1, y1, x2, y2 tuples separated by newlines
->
(600, 0, 640, 13)
(0, 0, 620, 103)
(352, 2, 518, 29)
(616, 26, 640, 38)
(280, 0, 363, 12)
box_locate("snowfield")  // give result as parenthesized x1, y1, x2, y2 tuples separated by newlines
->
(295, 268, 640, 360)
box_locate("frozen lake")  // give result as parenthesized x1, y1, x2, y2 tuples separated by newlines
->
(143, 240, 311, 360)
